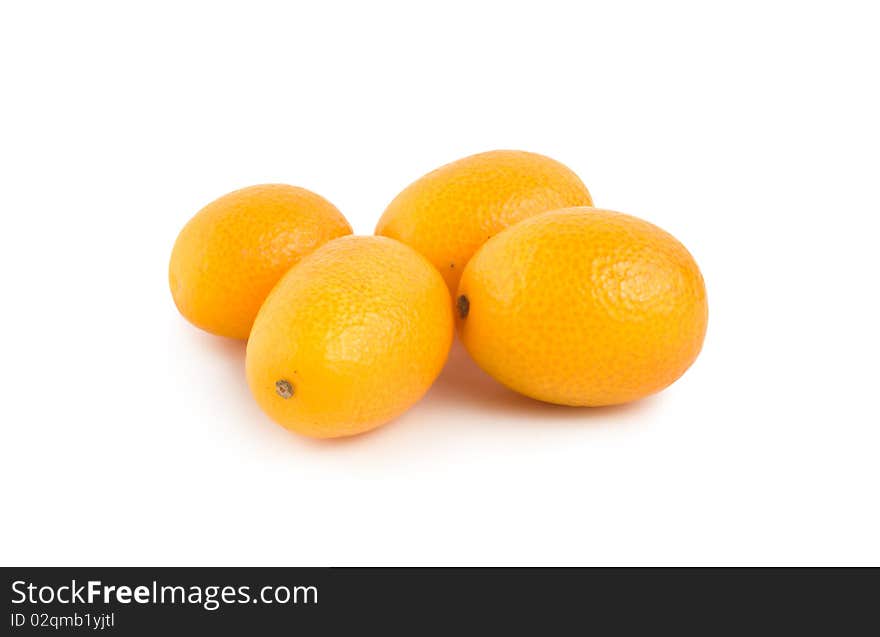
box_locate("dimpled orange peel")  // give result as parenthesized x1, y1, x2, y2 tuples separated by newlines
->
(246, 235, 454, 438)
(169, 184, 352, 339)
(456, 208, 708, 406)
(375, 150, 592, 293)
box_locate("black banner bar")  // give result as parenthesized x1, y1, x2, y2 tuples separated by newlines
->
(3, 567, 878, 633)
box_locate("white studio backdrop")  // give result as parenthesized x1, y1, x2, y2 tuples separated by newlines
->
(1, 1, 878, 565)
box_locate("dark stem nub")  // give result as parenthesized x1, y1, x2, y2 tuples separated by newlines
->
(456, 294, 470, 319)
(275, 379, 294, 399)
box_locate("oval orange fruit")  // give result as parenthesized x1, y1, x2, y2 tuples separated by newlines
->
(375, 150, 592, 293)
(169, 184, 352, 339)
(246, 236, 453, 438)
(456, 208, 708, 406)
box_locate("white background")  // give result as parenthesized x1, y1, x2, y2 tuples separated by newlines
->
(1, 1, 878, 566)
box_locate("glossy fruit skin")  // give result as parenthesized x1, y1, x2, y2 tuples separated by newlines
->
(246, 236, 453, 438)
(375, 150, 592, 293)
(457, 208, 707, 406)
(169, 184, 352, 339)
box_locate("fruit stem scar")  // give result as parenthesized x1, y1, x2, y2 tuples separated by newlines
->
(275, 379, 294, 399)
(457, 295, 470, 319)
